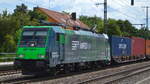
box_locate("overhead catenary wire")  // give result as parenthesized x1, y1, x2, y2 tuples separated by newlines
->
(108, 0, 145, 24)
(110, 7, 137, 20)
(107, 7, 137, 21)
(111, 0, 144, 19)
(124, 0, 130, 5)
(124, 0, 150, 28)
(112, 0, 142, 14)
(20, 0, 41, 7)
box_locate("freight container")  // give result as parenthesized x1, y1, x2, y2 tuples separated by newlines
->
(109, 36, 132, 63)
(130, 37, 145, 60)
(146, 40, 150, 59)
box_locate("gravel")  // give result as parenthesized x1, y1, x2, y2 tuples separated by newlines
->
(110, 69, 150, 84)
(28, 61, 150, 84)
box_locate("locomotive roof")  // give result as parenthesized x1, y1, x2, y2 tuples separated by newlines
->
(52, 26, 106, 38)
(23, 26, 52, 28)
(23, 26, 108, 38)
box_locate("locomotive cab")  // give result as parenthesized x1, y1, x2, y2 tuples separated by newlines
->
(14, 26, 52, 74)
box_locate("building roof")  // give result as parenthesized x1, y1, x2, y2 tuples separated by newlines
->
(37, 7, 89, 29)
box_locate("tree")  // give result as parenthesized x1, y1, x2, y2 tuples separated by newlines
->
(14, 3, 28, 14)
(28, 7, 48, 21)
(80, 16, 122, 35)
(107, 19, 122, 36)
(79, 15, 103, 33)
(0, 4, 48, 52)
(116, 20, 138, 37)
(2, 34, 16, 52)
(0, 11, 19, 52)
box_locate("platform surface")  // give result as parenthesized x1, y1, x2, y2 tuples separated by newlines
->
(0, 62, 13, 66)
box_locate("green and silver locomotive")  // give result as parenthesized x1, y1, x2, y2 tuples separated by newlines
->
(14, 26, 111, 75)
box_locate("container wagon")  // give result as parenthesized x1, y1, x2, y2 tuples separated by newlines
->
(146, 40, 150, 59)
(109, 36, 132, 63)
(130, 37, 146, 60)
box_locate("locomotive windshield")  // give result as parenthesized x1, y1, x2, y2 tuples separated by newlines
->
(19, 29, 48, 47)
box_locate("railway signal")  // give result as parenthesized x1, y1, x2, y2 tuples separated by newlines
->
(131, 0, 134, 6)
(71, 12, 76, 20)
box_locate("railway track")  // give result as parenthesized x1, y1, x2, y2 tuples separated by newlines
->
(77, 63, 150, 84)
(0, 61, 22, 77)
(106, 66, 150, 84)
(0, 70, 21, 76)
(1, 60, 150, 84)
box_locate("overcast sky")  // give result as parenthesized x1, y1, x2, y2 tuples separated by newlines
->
(0, 0, 150, 29)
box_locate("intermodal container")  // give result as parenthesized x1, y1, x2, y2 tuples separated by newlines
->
(130, 37, 145, 56)
(146, 40, 150, 56)
(109, 36, 132, 57)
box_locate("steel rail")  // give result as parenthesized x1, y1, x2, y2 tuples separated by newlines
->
(0, 70, 21, 76)
(106, 66, 150, 84)
(77, 63, 150, 84)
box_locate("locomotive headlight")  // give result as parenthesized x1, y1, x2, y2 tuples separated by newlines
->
(39, 55, 45, 58)
(19, 54, 24, 58)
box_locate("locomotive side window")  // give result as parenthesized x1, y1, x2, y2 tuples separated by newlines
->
(36, 31, 47, 36)
(56, 33, 60, 41)
(23, 31, 34, 36)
